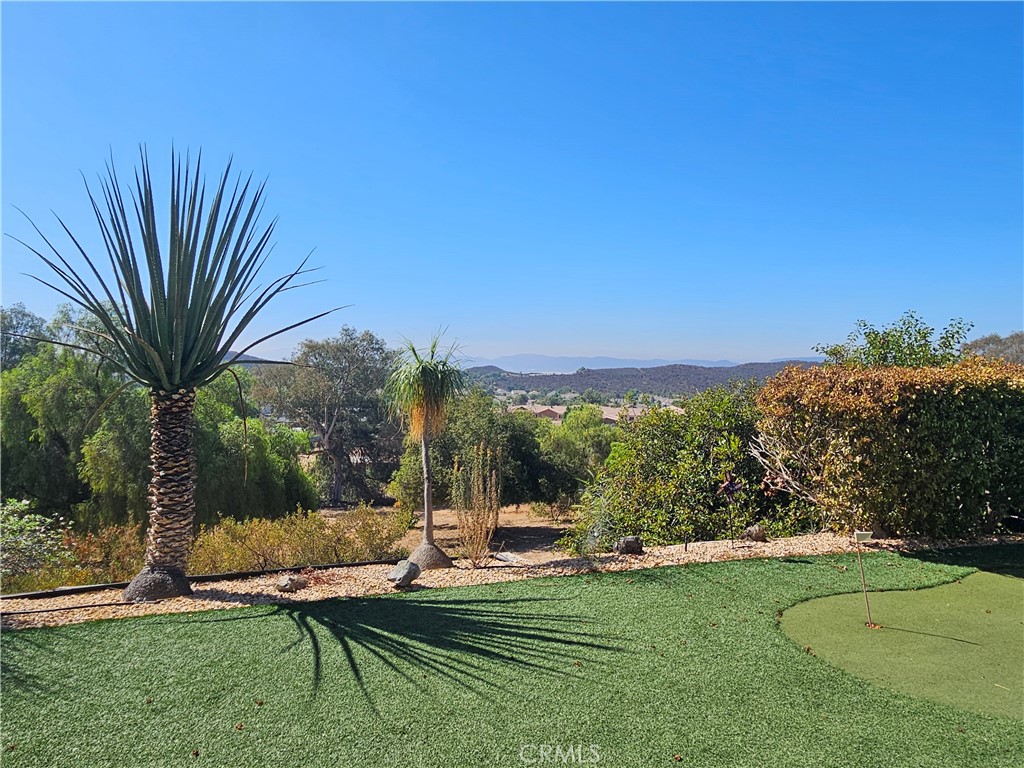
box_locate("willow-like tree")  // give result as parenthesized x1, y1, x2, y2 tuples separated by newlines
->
(384, 336, 465, 569)
(11, 148, 334, 601)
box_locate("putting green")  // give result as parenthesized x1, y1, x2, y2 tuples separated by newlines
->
(782, 570, 1024, 720)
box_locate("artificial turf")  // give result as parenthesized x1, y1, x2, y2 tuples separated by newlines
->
(782, 570, 1023, 720)
(2, 545, 1022, 768)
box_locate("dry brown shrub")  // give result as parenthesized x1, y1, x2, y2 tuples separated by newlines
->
(453, 445, 502, 567)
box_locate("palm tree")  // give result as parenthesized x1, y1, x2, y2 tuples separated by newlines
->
(384, 335, 466, 569)
(12, 148, 336, 601)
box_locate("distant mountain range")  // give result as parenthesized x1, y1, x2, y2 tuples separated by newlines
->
(463, 353, 822, 375)
(466, 360, 816, 398)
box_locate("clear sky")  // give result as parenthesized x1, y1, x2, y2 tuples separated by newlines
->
(2, 1, 1021, 362)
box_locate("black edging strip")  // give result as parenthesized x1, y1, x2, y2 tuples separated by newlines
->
(2, 600, 161, 616)
(0, 557, 404, 601)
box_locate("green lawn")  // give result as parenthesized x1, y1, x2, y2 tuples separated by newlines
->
(2, 546, 1022, 768)
(782, 570, 1023, 719)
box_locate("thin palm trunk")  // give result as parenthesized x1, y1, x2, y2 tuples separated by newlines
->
(421, 434, 434, 545)
(145, 389, 197, 571)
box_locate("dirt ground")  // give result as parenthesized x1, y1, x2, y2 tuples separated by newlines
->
(395, 505, 569, 564)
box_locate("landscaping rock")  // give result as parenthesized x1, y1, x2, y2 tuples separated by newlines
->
(276, 574, 308, 593)
(387, 560, 421, 588)
(613, 536, 644, 555)
(408, 542, 454, 570)
(740, 524, 768, 543)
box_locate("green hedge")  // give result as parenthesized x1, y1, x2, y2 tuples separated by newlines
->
(755, 358, 1024, 537)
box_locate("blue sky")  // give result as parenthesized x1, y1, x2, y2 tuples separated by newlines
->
(2, 2, 1021, 362)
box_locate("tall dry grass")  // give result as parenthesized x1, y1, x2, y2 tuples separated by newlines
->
(452, 445, 502, 567)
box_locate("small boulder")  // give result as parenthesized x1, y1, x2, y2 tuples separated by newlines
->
(387, 559, 421, 588)
(613, 536, 644, 555)
(740, 524, 768, 543)
(276, 574, 308, 593)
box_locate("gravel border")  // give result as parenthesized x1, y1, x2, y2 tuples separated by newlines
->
(1, 532, 1018, 630)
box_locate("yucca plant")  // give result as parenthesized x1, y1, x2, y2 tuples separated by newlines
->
(383, 335, 465, 569)
(11, 147, 336, 600)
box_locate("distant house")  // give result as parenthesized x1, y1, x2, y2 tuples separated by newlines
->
(510, 403, 681, 425)
(512, 404, 568, 423)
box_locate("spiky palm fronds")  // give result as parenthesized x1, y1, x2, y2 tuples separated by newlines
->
(384, 335, 466, 440)
(12, 147, 335, 392)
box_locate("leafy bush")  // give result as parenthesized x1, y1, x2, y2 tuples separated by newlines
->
(561, 383, 811, 553)
(0, 499, 148, 593)
(188, 505, 412, 574)
(0, 499, 69, 580)
(754, 358, 1024, 536)
(537, 404, 619, 499)
(195, 418, 319, 525)
(63, 523, 146, 582)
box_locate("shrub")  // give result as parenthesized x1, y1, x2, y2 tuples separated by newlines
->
(188, 505, 412, 574)
(0, 499, 69, 580)
(452, 446, 501, 567)
(62, 523, 145, 582)
(561, 382, 812, 553)
(195, 418, 319, 526)
(0, 504, 145, 594)
(387, 388, 563, 510)
(753, 358, 1024, 536)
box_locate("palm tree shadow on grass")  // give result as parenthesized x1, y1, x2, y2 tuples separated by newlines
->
(0, 631, 57, 697)
(275, 596, 622, 711)
(159, 594, 623, 712)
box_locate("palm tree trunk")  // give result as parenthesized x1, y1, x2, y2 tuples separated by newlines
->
(406, 433, 451, 569)
(421, 434, 434, 545)
(123, 389, 196, 601)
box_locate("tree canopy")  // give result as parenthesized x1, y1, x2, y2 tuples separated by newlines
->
(254, 327, 398, 505)
(962, 331, 1024, 364)
(815, 310, 972, 367)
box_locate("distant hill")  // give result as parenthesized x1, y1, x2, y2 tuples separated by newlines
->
(465, 353, 739, 373)
(465, 360, 813, 398)
(229, 352, 270, 362)
(226, 351, 280, 368)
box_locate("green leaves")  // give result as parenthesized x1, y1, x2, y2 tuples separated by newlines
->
(815, 311, 973, 368)
(384, 334, 467, 440)
(15, 147, 337, 392)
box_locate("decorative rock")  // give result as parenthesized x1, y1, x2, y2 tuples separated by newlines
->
(387, 560, 421, 588)
(612, 536, 644, 555)
(408, 542, 454, 570)
(740, 524, 768, 543)
(276, 574, 308, 593)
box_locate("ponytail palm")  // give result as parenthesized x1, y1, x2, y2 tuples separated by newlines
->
(13, 148, 335, 600)
(384, 336, 465, 569)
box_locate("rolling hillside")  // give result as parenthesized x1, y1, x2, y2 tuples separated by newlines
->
(466, 360, 811, 398)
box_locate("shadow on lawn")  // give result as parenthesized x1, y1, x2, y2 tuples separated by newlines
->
(158, 594, 621, 711)
(276, 596, 621, 709)
(901, 542, 1024, 579)
(0, 631, 56, 696)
